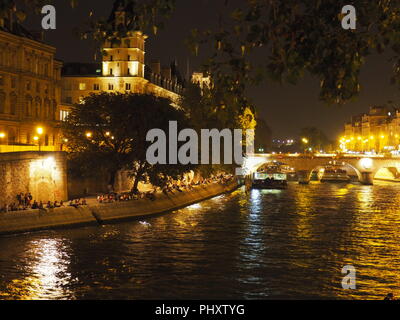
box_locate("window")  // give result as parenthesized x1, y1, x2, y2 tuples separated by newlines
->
(110, 68, 113, 75)
(128, 55, 131, 61)
(110, 56, 113, 61)
(0, 75, 3, 86)
(128, 68, 130, 75)
(11, 77, 16, 89)
(79, 83, 87, 90)
(0, 91, 5, 114)
(60, 110, 70, 121)
(26, 80, 31, 91)
(93, 84, 100, 91)
(126, 83, 131, 91)
(25, 95, 32, 117)
(10, 93, 17, 115)
(36, 82, 40, 93)
(108, 84, 114, 90)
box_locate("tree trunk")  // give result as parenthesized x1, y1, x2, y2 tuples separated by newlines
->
(132, 175, 141, 194)
(108, 169, 118, 192)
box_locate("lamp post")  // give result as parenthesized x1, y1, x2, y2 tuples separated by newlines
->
(302, 138, 309, 154)
(0, 132, 5, 152)
(36, 127, 44, 151)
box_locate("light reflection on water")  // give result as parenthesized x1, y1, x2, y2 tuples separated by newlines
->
(1, 181, 400, 300)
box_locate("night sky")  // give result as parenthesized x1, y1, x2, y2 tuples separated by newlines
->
(25, 0, 400, 140)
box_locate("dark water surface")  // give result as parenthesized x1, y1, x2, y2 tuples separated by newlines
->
(1, 182, 400, 300)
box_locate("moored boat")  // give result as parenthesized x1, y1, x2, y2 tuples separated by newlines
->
(320, 167, 350, 183)
(251, 171, 288, 189)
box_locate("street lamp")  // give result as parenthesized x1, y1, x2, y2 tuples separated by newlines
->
(86, 132, 92, 138)
(36, 127, 44, 151)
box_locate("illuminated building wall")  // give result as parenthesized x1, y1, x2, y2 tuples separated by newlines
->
(0, 151, 68, 206)
(60, 5, 184, 114)
(0, 13, 63, 151)
(341, 106, 400, 152)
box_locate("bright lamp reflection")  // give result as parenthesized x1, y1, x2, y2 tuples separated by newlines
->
(21, 238, 73, 300)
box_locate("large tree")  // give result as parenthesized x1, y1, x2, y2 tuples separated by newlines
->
(63, 93, 193, 192)
(300, 127, 332, 152)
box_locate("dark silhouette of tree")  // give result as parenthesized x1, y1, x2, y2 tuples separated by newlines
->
(300, 127, 331, 152)
(63, 93, 193, 192)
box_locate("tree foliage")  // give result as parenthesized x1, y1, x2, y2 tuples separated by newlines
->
(188, 0, 400, 105)
(63, 93, 193, 191)
(300, 127, 331, 151)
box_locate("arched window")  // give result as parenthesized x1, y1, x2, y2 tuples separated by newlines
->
(0, 91, 6, 114)
(10, 93, 17, 115)
(25, 95, 32, 117)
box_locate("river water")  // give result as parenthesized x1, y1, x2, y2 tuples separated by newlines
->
(1, 181, 400, 300)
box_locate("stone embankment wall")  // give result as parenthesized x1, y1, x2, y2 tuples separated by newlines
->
(0, 181, 239, 235)
(0, 152, 68, 207)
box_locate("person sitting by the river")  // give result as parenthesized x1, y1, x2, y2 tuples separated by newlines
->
(81, 198, 87, 205)
(69, 200, 79, 209)
(46, 201, 54, 209)
(38, 201, 44, 210)
(54, 201, 60, 208)
(31, 201, 39, 209)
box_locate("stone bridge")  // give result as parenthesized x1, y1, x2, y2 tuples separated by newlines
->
(243, 154, 400, 185)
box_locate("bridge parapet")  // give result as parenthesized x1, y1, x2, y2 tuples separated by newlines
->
(243, 154, 400, 185)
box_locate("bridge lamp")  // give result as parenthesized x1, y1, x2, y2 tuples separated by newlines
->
(302, 138, 309, 144)
(0, 132, 5, 139)
(86, 132, 92, 138)
(360, 158, 373, 170)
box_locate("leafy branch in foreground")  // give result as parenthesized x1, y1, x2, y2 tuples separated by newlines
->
(188, 0, 400, 105)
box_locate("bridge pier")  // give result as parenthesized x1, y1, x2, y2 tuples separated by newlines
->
(297, 170, 311, 184)
(360, 172, 374, 185)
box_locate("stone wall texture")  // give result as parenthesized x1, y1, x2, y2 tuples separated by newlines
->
(0, 151, 68, 207)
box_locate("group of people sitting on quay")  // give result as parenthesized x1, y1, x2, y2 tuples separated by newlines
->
(96, 173, 235, 203)
(0, 192, 89, 213)
(1, 174, 235, 211)
(97, 190, 157, 203)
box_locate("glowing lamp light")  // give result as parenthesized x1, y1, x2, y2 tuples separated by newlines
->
(0, 132, 5, 139)
(37, 127, 44, 135)
(360, 158, 373, 170)
(86, 132, 92, 138)
(33, 136, 39, 141)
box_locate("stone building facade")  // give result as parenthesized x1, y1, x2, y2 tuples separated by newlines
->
(342, 106, 400, 153)
(60, 3, 184, 118)
(0, 151, 68, 207)
(0, 13, 63, 151)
